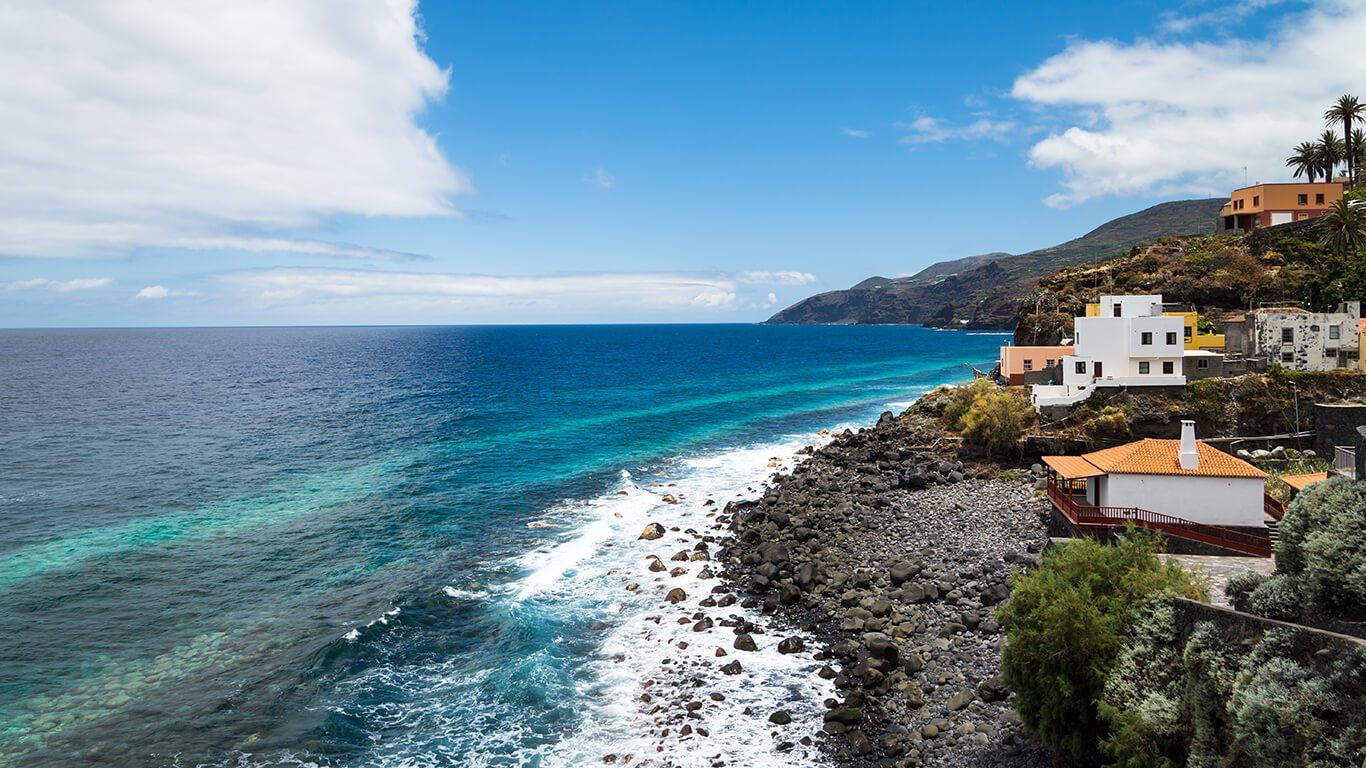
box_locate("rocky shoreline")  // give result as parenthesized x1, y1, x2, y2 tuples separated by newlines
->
(708, 411, 1056, 766)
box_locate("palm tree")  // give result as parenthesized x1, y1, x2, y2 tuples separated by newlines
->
(1287, 141, 1320, 182)
(1319, 198, 1366, 259)
(1317, 131, 1346, 181)
(1353, 127, 1366, 178)
(1325, 94, 1363, 185)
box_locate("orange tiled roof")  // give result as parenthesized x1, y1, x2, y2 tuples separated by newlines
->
(1042, 455, 1108, 480)
(1080, 439, 1267, 478)
(1250, 307, 1309, 315)
(1280, 472, 1329, 491)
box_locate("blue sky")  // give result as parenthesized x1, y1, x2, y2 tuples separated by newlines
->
(2, 0, 1362, 326)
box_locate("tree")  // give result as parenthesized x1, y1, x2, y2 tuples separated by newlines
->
(996, 526, 1206, 765)
(1325, 94, 1363, 185)
(959, 384, 1034, 457)
(1273, 475, 1366, 618)
(1316, 131, 1346, 182)
(1353, 127, 1366, 178)
(1318, 197, 1366, 259)
(1286, 141, 1319, 183)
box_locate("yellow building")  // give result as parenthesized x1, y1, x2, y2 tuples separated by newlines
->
(1085, 303, 1225, 350)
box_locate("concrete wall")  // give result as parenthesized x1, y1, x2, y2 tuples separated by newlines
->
(1183, 353, 1225, 380)
(1099, 472, 1266, 528)
(1312, 402, 1366, 456)
(1251, 303, 1361, 371)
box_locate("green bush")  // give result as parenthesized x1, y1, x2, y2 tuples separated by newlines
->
(1087, 405, 1131, 438)
(996, 526, 1205, 764)
(1228, 640, 1337, 767)
(942, 377, 995, 430)
(960, 384, 1035, 457)
(1188, 379, 1227, 427)
(1246, 575, 1304, 621)
(1274, 475, 1366, 618)
(1224, 570, 1270, 613)
(1097, 600, 1186, 768)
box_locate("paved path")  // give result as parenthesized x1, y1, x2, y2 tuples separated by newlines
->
(1160, 553, 1275, 607)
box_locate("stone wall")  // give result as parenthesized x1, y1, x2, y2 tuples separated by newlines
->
(1170, 597, 1366, 651)
(1313, 402, 1366, 456)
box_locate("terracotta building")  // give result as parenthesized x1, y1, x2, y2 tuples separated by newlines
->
(1217, 181, 1345, 234)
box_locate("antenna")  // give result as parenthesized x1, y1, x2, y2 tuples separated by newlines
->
(1244, 166, 1248, 186)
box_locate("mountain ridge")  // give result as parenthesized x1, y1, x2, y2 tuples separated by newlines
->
(764, 198, 1226, 329)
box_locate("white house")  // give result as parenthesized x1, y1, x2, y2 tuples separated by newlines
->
(1032, 295, 1187, 408)
(1043, 421, 1269, 530)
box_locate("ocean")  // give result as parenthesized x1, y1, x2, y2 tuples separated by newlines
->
(0, 324, 1005, 768)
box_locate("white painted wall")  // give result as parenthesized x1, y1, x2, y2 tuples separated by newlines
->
(1099, 473, 1265, 528)
(1098, 295, 1163, 318)
(1062, 314, 1187, 388)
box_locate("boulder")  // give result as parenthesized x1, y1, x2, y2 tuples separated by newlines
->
(733, 634, 758, 652)
(769, 710, 792, 725)
(639, 522, 666, 540)
(664, 587, 687, 604)
(777, 636, 805, 654)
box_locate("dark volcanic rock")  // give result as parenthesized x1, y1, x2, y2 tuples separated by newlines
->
(714, 409, 1053, 768)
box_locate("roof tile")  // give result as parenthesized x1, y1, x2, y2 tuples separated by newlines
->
(1081, 439, 1266, 479)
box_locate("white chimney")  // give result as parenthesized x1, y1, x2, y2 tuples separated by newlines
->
(1178, 420, 1199, 471)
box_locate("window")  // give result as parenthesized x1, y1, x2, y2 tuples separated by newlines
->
(1075, 361, 1087, 374)
(1298, 194, 1308, 205)
(1330, 325, 1341, 339)
(1141, 331, 1153, 345)
(1139, 361, 1150, 374)
(1166, 332, 1178, 345)
(1163, 361, 1174, 374)
(1253, 195, 1260, 206)
(1311, 324, 1320, 332)
(1184, 326, 1192, 339)
(1282, 352, 1294, 363)
(1022, 359, 1033, 371)
(1317, 193, 1325, 204)
(1045, 359, 1054, 367)
(1197, 358, 1209, 369)
(1282, 327, 1294, 343)
(1113, 304, 1122, 317)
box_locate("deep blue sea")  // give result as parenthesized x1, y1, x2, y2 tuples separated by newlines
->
(0, 324, 1004, 768)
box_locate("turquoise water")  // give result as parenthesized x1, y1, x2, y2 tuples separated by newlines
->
(0, 324, 1004, 767)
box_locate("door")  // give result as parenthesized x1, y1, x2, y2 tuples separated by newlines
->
(1094, 361, 1102, 380)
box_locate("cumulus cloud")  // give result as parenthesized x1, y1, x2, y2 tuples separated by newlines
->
(135, 285, 201, 299)
(1012, 1, 1366, 207)
(899, 116, 1017, 144)
(0, 0, 470, 259)
(5, 277, 112, 292)
(842, 127, 871, 138)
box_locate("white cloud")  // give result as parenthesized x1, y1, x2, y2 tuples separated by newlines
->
(218, 268, 752, 312)
(135, 285, 201, 299)
(162, 236, 428, 262)
(1161, 0, 1291, 33)
(842, 127, 871, 138)
(5, 277, 112, 291)
(898, 116, 1017, 144)
(736, 271, 818, 285)
(583, 168, 616, 188)
(0, 0, 470, 259)
(1011, 2, 1366, 208)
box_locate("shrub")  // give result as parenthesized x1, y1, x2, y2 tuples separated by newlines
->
(960, 384, 1035, 457)
(1087, 405, 1131, 439)
(996, 525, 1205, 764)
(1224, 570, 1270, 613)
(1246, 575, 1304, 621)
(942, 377, 995, 430)
(1274, 475, 1366, 618)
(1097, 600, 1186, 768)
(1188, 379, 1227, 427)
(1228, 648, 1337, 766)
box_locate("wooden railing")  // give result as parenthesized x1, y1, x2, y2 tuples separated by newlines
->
(1264, 494, 1286, 521)
(1047, 480, 1272, 558)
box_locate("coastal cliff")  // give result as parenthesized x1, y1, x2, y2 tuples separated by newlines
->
(765, 199, 1224, 330)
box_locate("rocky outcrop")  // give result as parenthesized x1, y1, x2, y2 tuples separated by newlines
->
(714, 414, 1055, 766)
